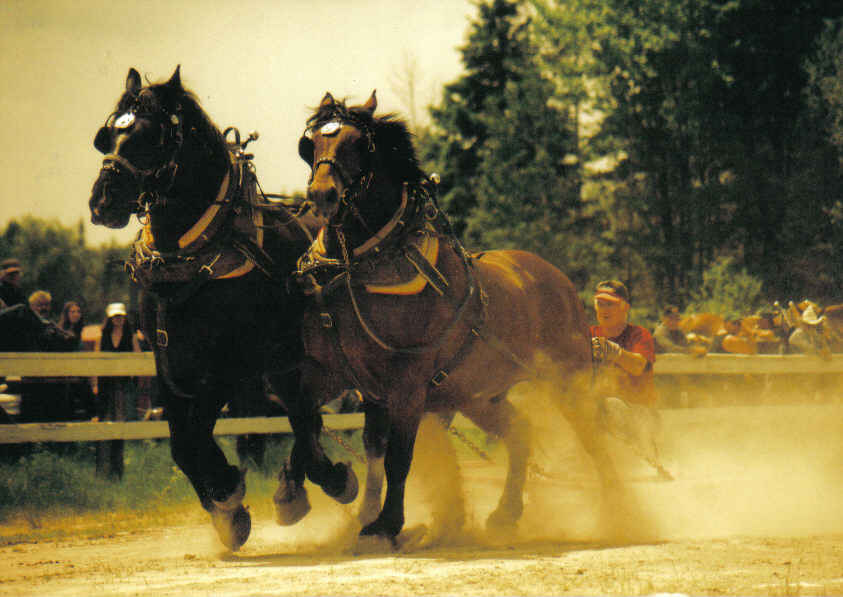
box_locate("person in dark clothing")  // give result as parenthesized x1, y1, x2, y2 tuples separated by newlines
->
(58, 301, 97, 420)
(92, 302, 141, 480)
(0, 258, 26, 309)
(18, 291, 76, 423)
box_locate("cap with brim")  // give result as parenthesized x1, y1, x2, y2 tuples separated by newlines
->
(594, 279, 630, 304)
(105, 302, 127, 318)
(595, 290, 624, 303)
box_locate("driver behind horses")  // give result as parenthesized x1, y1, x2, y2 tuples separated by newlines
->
(589, 280, 669, 477)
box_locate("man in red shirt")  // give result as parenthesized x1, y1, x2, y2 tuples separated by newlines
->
(589, 280, 671, 479)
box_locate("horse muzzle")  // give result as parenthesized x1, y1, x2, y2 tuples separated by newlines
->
(88, 166, 135, 228)
(306, 181, 341, 220)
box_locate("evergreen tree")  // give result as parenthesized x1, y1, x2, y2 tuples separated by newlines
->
(421, 0, 534, 237)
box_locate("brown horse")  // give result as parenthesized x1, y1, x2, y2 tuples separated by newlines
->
(273, 91, 614, 542)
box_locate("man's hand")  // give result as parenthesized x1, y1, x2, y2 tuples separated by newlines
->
(593, 336, 623, 364)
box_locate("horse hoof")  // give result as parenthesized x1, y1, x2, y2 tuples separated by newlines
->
(326, 462, 358, 505)
(360, 517, 401, 544)
(485, 506, 519, 533)
(210, 504, 251, 551)
(273, 483, 311, 526)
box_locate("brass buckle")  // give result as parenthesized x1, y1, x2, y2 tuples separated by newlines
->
(156, 329, 169, 348)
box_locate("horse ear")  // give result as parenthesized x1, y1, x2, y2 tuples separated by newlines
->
(362, 90, 377, 115)
(298, 135, 314, 165)
(126, 68, 142, 95)
(166, 65, 182, 90)
(320, 92, 335, 108)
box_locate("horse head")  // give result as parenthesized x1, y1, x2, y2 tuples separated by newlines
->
(299, 91, 423, 245)
(88, 67, 229, 250)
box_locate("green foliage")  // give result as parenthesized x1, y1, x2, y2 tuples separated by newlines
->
(421, 0, 533, 237)
(685, 257, 764, 320)
(0, 442, 195, 523)
(0, 216, 131, 325)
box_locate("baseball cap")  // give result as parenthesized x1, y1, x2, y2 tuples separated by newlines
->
(105, 302, 127, 318)
(1, 258, 22, 274)
(594, 279, 630, 304)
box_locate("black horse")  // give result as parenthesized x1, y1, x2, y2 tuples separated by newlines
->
(88, 67, 325, 550)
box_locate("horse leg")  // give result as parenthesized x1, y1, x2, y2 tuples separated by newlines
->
(275, 361, 358, 524)
(359, 403, 389, 526)
(165, 383, 251, 550)
(360, 391, 424, 541)
(462, 395, 529, 531)
(274, 426, 313, 525)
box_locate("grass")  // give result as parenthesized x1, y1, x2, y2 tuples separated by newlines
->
(0, 421, 495, 544)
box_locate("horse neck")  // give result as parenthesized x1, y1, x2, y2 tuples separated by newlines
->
(331, 175, 406, 252)
(147, 144, 230, 253)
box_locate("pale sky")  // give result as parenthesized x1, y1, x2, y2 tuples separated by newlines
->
(0, 0, 474, 246)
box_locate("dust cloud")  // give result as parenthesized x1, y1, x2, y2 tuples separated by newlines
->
(392, 381, 843, 550)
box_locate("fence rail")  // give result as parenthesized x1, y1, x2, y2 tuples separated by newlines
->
(1, 352, 841, 444)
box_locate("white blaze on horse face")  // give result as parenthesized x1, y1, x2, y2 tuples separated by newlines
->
(115, 112, 135, 129)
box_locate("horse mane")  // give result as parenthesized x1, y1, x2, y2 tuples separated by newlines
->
(307, 98, 424, 184)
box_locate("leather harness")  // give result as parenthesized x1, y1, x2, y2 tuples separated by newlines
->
(125, 148, 306, 399)
(294, 179, 502, 402)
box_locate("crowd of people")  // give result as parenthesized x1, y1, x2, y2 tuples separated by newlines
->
(0, 256, 153, 478)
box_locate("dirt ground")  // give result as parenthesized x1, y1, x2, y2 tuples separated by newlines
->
(1, 400, 842, 596)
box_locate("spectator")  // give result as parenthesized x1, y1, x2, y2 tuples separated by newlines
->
(653, 305, 708, 356)
(0, 258, 26, 309)
(58, 301, 96, 420)
(58, 301, 85, 349)
(589, 280, 671, 479)
(18, 291, 76, 423)
(653, 305, 691, 354)
(92, 302, 141, 480)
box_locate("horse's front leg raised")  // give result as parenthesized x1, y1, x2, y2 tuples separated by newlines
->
(274, 360, 358, 525)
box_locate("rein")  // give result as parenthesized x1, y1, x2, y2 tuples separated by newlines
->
(296, 178, 490, 400)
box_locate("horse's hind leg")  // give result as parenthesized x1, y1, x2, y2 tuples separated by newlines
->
(462, 394, 529, 531)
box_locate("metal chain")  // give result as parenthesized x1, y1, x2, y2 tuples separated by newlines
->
(322, 426, 367, 465)
(446, 425, 493, 462)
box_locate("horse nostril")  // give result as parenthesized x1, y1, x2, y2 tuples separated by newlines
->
(307, 184, 339, 211)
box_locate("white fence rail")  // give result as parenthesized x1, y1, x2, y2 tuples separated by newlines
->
(1, 352, 841, 444)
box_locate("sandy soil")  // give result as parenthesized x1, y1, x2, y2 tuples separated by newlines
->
(1, 401, 841, 596)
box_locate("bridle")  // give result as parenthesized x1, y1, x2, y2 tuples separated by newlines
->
(301, 114, 377, 231)
(96, 98, 186, 218)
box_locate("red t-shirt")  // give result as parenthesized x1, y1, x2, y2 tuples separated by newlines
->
(589, 323, 657, 407)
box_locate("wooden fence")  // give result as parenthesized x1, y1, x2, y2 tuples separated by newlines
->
(1, 352, 841, 444)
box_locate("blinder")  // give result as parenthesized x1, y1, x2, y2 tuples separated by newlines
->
(298, 135, 314, 166)
(94, 103, 185, 211)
